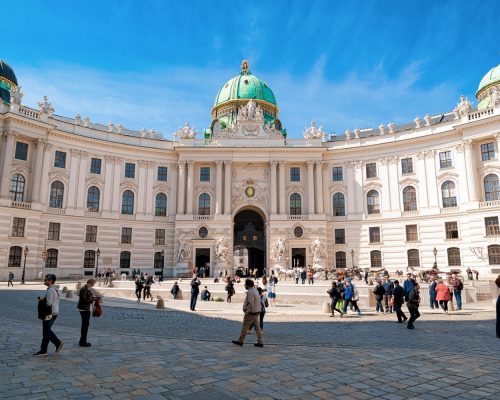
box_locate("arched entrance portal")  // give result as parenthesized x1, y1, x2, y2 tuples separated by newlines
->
(233, 209, 266, 277)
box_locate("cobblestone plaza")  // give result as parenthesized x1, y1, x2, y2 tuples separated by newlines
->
(1, 285, 499, 400)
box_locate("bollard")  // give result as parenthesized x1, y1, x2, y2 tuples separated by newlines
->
(156, 296, 165, 309)
(66, 290, 73, 298)
(75, 281, 81, 293)
(62, 286, 67, 294)
(322, 302, 331, 314)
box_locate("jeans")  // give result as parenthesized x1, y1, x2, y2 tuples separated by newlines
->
(407, 305, 420, 326)
(376, 299, 384, 312)
(40, 315, 61, 353)
(439, 300, 448, 312)
(295, 278, 299, 284)
(342, 299, 360, 313)
(135, 288, 142, 300)
(79, 311, 91, 344)
(393, 302, 407, 322)
(429, 294, 438, 309)
(496, 295, 500, 339)
(330, 299, 343, 315)
(301, 278, 306, 284)
(143, 286, 152, 300)
(454, 290, 462, 310)
(308, 278, 314, 285)
(384, 294, 393, 312)
(190, 292, 199, 310)
(8, 280, 13, 287)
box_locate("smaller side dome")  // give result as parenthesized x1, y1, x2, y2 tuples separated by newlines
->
(476, 64, 500, 110)
(0, 60, 19, 105)
(0, 60, 18, 86)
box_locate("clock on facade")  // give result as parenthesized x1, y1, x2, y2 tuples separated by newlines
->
(245, 186, 255, 198)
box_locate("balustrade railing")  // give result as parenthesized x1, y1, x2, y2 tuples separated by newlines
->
(193, 215, 211, 220)
(366, 213, 382, 219)
(440, 206, 460, 214)
(402, 210, 420, 217)
(479, 200, 500, 208)
(18, 106, 41, 119)
(84, 210, 102, 217)
(287, 215, 309, 220)
(119, 213, 136, 220)
(11, 201, 32, 210)
(468, 108, 494, 121)
(47, 207, 66, 214)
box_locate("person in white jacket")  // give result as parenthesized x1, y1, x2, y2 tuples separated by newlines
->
(232, 279, 264, 347)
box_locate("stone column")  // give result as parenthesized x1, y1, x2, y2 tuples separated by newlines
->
(224, 161, 232, 215)
(215, 161, 223, 215)
(31, 139, 46, 204)
(315, 161, 324, 214)
(39, 143, 53, 207)
(454, 142, 470, 206)
(177, 161, 186, 214)
(307, 161, 315, 215)
(388, 157, 399, 211)
(353, 162, 364, 214)
(346, 162, 356, 215)
(270, 161, 277, 215)
(67, 149, 81, 212)
(137, 160, 148, 215)
(379, 158, 392, 213)
(75, 152, 88, 214)
(102, 156, 115, 215)
(186, 161, 194, 215)
(322, 163, 330, 216)
(464, 140, 478, 202)
(279, 161, 286, 214)
(415, 153, 429, 209)
(111, 158, 122, 216)
(424, 151, 439, 209)
(169, 162, 178, 216)
(0, 131, 16, 200)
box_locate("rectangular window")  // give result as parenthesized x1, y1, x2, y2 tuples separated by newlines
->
(155, 228, 166, 245)
(445, 221, 459, 239)
(401, 158, 413, 174)
(54, 151, 67, 168)
(85, 225, 97, 243)
(124, 162, 135, 178)
(121, 227, 132, 244)
(485, 216, 500, 236)
(405, 224, 418, 242)
(369, 227, 381, 243)
(332, 166, 343, 181)
(11, 217, 26, 237)
(48, 222, 61, 241)
(334, 228, 345, 244)
(200, 167, 210, 182)
(290, 167, 300, 182)
(157, 166, 168, 181)
(481, 142, 495, 161)
(366, 163, 377, 179)
(15, 142, 28, 161)
(90, 158, 102, 174)
(439, 151, 452, 168)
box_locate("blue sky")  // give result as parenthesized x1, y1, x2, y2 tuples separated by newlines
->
(2, 1, 500, 139)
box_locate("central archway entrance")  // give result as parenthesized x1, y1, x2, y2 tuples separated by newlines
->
(233, 209, 266, 277)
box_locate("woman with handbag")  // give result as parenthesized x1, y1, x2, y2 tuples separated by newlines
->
(78, 279, 97, 347)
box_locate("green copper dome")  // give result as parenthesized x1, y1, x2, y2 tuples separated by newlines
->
(476, 64, 500, 110)
(0, 60, 18, 104)
(476, 64, 500, 95)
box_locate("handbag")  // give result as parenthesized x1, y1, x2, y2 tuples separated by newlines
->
(389, 296, 395, 306)
(92, 298, 103, 318)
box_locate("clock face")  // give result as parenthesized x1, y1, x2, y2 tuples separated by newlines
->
(245, 186, 255, 198)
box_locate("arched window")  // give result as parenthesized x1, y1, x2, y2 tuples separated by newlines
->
(46, 249, 58, 268)
(8, 246, 22, 268)
(155, 193, 167, 216)
(403, 186, 417, 211)
(332, 193, 345, 216)
(484, 174, 500, 201)
(488, 245, 500, 264)
(86, 186, 100, 212)
(49, 181, 64, 208)
(441, 181, 457, 208)
(198, 193, 211, 215)
(370, 250, 382, 268)
(290, 193, 302, 215)
(407, 249, 420, 267)
(120, 251, 131, 268)
(83, 250, 96, 269)
(335, 251, 346, 268)
(121, 190, 134, 215)
(367, 190, 380, 214)
(154, 251, 164, 269)
(447, 247, 461, 266)
(10, 174, 25, 202)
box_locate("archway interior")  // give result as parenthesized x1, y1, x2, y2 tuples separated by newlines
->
(233, 210, 266, 276)
(195, 248, 210, 276)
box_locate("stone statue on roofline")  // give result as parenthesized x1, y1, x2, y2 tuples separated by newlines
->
(303, 121, 325, 139)
(174, 122, 196, 140)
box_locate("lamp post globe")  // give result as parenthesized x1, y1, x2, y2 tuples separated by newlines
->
(21, 246, 29, 284)
(95, 248, 101, 278)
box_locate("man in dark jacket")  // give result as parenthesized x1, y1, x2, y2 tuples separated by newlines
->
(373, 280, 386, 313)
(407, 282, 421, 329)
(393, 280, 408, 323)
(143, 273, 153, 301)
(429, 276, 438, 309)
(135, 275, 144, 302)
(382, 276, 394, 313)
(170, 281, 180, 299)
(327, 282, 343, 317)
(77, 279, 96, 347)
(403, 273, 416, 301)
(449, 274, 463, 310)
(190, 275, 201, 311)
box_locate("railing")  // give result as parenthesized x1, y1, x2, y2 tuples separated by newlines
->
(402, 210, 419, 217)
(479, 200, 500, 208)
(180, 138, 321, 148)
(11, 201, 32, 210)
(193, 215, 211, 221)
(47, 207, 66, 214)
(153, 216, 169, 222)
(119, 213, 136, 220)
(468, 108, 494, 121)
(332, 215, 347, 221)
(440, 206, 459, 214)
(366, 213, 382, 219)
(18, 106, 41, 119)
(84, 210, 102, 217)
(287, 215, 309, 220)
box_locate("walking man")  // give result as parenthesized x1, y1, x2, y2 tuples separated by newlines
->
(429, 276, 438, 309)
(34, 274, 63, 356)
(78, 279, 96, 347)
(135, 275, 144, 302)
(382, 275, 394, 313)
(7, 271, 14, 287)
(232, 279, 264, 347)
(327, 281, 343, 317)
(373, 280, 386, 314)
(342, 278, 361, 315)
(393, 280, 408, 323)
(190, 275, 201, 311)
(450, 273, 463, 310)
(403, 273, 416, 301)
(407, 282, 421, 329)
(143, 273, 153, 301)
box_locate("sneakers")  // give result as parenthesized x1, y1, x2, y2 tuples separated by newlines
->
(340, 312, 344, 318)
(56, 342, 64, 353)
(253, 343, 264, 348)
(79, 342, 92, 347)
(407, 325, 415, 330)
(232, 340, 243, 346)
(33, 351, 47, 357)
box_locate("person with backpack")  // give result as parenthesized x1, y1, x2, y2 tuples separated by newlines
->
(226, 279, 235, 303)
(373, 280, 386, 314)
(190, 275, 201, 311)
(449, 273, 464, 310)
(327, 281, 343, 317)
(77, 279, 96, 347)
(7, 271, 14, 287)
(135, 275, 144, 302)
(170, 281, 180, 300)
(34, 274, 63, 356)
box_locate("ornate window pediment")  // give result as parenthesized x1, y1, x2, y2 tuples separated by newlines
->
(286, 185, 304, 196)
(329, 183, 347, 193)
(11, 164, 31, 177)
(399, 176, 419, 188)
(85, 175, 104, 186)
(153, 184, 171, 195)
(364, 182, 382, 192)
(48, 170, 69, 182)
(437, 172, 459, 186)
(120, 181, 137, 191)
(478, 165, 500, 177)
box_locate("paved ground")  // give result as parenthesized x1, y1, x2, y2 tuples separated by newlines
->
(0, 286, 499, 399)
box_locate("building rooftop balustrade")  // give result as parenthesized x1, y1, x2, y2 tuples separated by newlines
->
(11, 201, 31, 210)
(479, 200, 500, 208)
(47, 207, 65, 214)
(287, 214, 309, 220)
(440, 206, 460, 214)
(119, 213, 136, 220)
(193, 215, 212, 220)
(179, 138, 322, 148)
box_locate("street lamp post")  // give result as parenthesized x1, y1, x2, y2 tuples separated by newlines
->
(161, 249, 165, 281)
(41, 245, 48, 281)
(94, 248, 101, 278)
(21, 246, 29, 284)
(351, 249, 355, 268)
(433, 247, 438, 269)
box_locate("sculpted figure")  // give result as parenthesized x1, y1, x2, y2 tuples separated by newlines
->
(271, 237, 288, 262)
(174, 235, 192, 262)
(10, 86, 23, 105)
(38, 96, 54, 115)
(174, 122, 196, 139)
(215, 237, 229, 262)
(311, 237, 326, 262)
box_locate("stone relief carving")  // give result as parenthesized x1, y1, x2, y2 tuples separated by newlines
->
(215, 237, 230, 262)
(311, 237, 326, 262)
(455, 95, 473, 116)
(303, 121, 325, 140)
(490, 86, 500, 107)
(174, 234, 192, 262)
(174, 122, 196, 140)
(232, 176, 268, 206)
(38, 96, 54, 115)
(270, 238, 288, 263)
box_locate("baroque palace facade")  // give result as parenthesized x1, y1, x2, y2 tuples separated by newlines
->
(1, 59, 500, 279)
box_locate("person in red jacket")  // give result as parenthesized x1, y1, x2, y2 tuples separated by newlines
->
(435, 278, 451, 314)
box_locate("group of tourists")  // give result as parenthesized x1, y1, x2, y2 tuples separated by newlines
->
(96, 268, 117, 287)
(134, 273, 155, 302)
